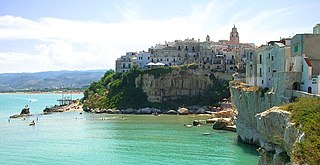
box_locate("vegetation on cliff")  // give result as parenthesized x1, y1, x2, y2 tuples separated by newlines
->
(83, 66, 230, 110)
(281, 97, 320, 164)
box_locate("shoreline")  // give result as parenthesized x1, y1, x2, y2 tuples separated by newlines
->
(0, 91, 83, 95)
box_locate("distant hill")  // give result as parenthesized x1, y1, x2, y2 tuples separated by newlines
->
(0, 70, 106, 92)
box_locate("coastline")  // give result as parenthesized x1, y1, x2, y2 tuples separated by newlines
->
(0, 91, 83, 95)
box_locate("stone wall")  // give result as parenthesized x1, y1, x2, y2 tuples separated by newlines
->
(135, 68, 213, 102)
(273, 71, 301, 95)
(285, 90, 320, 99)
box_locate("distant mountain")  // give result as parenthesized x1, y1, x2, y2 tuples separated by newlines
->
(0, 70, 107, 92)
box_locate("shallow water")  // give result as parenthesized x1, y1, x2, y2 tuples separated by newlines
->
(0, 94, 259, 165)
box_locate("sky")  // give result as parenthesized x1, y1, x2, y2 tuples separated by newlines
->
(0, 0, 319, 73)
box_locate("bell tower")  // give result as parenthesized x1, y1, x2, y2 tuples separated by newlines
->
(206, 34, 210, 42)
(230, 24, 239, 43)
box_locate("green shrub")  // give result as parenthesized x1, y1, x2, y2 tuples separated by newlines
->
(142, 66, 173, 78)
(182, 63, 198, 70)
(281, 97, 320, 164)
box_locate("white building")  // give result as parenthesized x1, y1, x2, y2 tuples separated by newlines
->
(246, 39, 291, 88)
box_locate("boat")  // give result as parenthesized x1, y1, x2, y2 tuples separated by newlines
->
(29, 120, 35, 126)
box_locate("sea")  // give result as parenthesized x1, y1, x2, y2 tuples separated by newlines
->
(0, 93, 259, 165)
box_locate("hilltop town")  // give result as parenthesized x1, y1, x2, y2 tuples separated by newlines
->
(115, 24, 320, 96)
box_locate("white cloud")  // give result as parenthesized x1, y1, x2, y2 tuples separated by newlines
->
(0, 0, 316, 73)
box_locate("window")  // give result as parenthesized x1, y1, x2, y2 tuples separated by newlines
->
(185, 46, 188, 50)
(259, 55, 262, 64)
(128, 64, 131, 68)
(148, 57, 150, 60)
(294, 45, 299, 53)
(259, 68, 262, 77)
(177, 46, 181, 50)
(262, 80, 264, 84)
(122, 64, 125, 68)
(271, 56, 274, 61)
(268, 53, 270, 59)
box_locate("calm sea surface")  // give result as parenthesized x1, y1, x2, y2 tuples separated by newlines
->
(0, 94, 259, 165)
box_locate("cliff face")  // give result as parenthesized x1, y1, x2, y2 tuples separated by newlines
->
(135, 69, 213, 102)
(230, 82, 304, 164)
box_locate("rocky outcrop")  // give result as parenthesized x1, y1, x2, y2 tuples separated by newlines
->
(135, 68, 213, 102)
(20, 106, 30, 115)
(9, 106, 31, 118)
(177, 107, 189, 115)
(230, 82, 304, 164)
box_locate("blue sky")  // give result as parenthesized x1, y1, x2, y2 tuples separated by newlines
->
(0, 0, 319, 73)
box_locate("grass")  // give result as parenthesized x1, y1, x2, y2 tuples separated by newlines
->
(281, 97, 320, 164)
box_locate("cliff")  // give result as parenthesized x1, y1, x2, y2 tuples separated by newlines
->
(83, 66, 229, 110)
(135, 68, 213, 103)
(230, 81, 305, 164)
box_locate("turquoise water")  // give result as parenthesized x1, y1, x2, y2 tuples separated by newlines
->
(0, 94, 259, 165)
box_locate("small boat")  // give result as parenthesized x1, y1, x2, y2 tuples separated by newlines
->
(29, 120, 35, 126)
(184, 124, 193, 128)
(203, 133, 211, 135)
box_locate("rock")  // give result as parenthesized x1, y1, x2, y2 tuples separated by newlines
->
(212, 118, 229, 130)
(151, 108, 162, 113)
(106, 109, 118, 114)
(177, 108, 189, 115)
(167, 110, 178, 115)
(196, 108, 206, 114)
(136, 68, 214, 103)
(193, 120, 200, 126)
(137, 107, 152, 114)
(213, 110, 233, 118)
(121, 108, 136, 114)
(186, 105, 202, 113)
(20, 106, 30, 115)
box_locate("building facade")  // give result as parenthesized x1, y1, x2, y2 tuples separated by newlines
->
(245, 24, 320, 95)
(115, 25, 255, 75)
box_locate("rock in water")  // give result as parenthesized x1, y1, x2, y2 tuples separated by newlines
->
(167, 110, 178, 115)
(20, 106, 30, 115)
(212, 119, 228, 130)
(177, 108, 189, 115)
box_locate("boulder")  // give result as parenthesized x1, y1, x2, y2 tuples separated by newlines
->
(121, 108, 136, 114)
(106, 109, 118, 114)
(167, 110, 178, 115)
(20, 106, 30, 115)
(213, 110, 233, 118)
(151, 108, 162, 113)
(177, 108, 189, 115)
(193, 120, 200, 126)
(186, 105, 202, 113)
(212, 119, 229, 130)
(196, 108, 206, 114)
(137, 107, 152, 114)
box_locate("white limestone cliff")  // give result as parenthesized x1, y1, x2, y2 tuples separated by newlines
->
(230, 82, 304, 164)
(135, 68, 213, 102)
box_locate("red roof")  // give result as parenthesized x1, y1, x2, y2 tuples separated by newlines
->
(304, 58, 312, 67)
